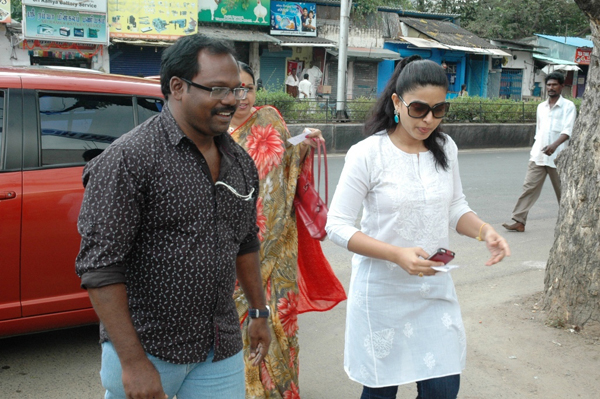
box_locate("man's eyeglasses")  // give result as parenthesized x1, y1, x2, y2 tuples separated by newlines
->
(398, 95, 450, 119)
(180, 77, 248, 100)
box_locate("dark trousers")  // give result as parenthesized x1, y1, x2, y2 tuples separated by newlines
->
(361, 374, 460, 399)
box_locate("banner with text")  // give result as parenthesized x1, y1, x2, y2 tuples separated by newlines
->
(108, 0, 198, 40)
(270, 1, 316, 37)
(23, 0, 107, 14)
(198, 0, 270, 26)
(1, 0, 11, 23)
(23, 5, 108, 44)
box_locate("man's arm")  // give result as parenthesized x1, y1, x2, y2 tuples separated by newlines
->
(88, 284, 167, 399)
(543, 104, 577, 155)
(236, 251, 271, 366)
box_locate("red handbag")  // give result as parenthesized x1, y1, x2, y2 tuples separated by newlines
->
(294, 140, 328, 241)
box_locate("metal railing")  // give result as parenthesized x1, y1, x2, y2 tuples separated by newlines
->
(254, 98, 540, 124)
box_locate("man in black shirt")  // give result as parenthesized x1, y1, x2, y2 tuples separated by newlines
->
(76, 34, 270, 399)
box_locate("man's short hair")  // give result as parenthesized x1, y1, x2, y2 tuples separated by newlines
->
(545, 72, 565, 85)
(304, 73, 309, 79)
(160, 34, 236, 99)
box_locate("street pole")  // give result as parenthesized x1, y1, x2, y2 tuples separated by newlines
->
(336, 0, 351, 120)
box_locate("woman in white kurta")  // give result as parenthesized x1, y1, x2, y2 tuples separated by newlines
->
(326, 57, 511, 399)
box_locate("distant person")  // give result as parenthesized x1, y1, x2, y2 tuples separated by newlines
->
(326, 55, 510, 399)
(305, 10, 316, 31)
(256, 78, 264, 91)
(300, 7, 309, 31)
(76, 34, 270, 399)
(458, 84, 468, 97)
(298, 73, 312, 99)
(285, 68, 299, 98)
(503, 72, 577, 232)
(305, 63, 323, 99)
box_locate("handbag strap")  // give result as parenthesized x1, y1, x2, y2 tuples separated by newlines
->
(315, 140, 328, 206)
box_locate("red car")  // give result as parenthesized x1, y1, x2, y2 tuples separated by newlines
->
(0, 67, 164, 337)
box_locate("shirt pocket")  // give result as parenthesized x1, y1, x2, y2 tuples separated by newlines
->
(215, 181, 257, 243)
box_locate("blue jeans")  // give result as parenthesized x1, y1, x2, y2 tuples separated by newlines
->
(361, 374, 460, 399)
(100, 341, 244, 399)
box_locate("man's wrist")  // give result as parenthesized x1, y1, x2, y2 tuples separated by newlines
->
(248, 305, 270, 318)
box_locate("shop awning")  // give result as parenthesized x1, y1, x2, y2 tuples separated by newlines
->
(391, 37, 511, 56)
(198, 27, 280, 43)
(111, 39, 175, 47)
(533, 54, 579, 65)
(395, 36, 450, 49)
(327, 47, 401, 61)
(276, 35, 336, 47)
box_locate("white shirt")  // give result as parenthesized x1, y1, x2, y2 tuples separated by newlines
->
(298, 79, 312, 98)
(306, 66, 323, 98)
(326, 132, 472, 387)
(285, 74, 298, 87)
(530, 95, 576, 168)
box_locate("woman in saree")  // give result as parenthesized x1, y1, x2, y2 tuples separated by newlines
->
(230, 62, 346, 398)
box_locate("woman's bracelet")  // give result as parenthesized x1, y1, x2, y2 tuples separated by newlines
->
(476, 223, 489, 241)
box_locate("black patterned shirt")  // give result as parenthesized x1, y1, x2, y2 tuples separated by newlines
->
(75, 105, 260, 364)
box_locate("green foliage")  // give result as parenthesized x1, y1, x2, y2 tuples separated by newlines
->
(346, 96, 376, 121)
(446, 97, 538, 123)
(255, 89, 297, 115)
(10, 0, 22, 22)
(393, 0, 590, 39)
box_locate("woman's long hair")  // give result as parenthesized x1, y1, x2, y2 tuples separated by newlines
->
(364, 55, 450, 170)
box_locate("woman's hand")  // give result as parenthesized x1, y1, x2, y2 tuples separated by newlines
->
(299, 128, 324, 161)
(390, 247, 442, 276)
(301, 128, 324, 148)
(482, 227, 511, 266)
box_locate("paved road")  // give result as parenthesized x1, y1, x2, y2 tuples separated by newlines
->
(0, 148, 561, 399)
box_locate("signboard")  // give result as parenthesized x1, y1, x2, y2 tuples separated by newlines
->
(23, 5, 108, 44)
(198, 0, 270, 26)
(108, 0, 198, 40)
(1, 0, 11, 23)
(575, 48, 591, 65)
(270, 1, 316, 37)
(22, 0, 107, 14)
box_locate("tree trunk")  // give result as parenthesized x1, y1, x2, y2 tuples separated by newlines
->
(543, 0, 600, 337)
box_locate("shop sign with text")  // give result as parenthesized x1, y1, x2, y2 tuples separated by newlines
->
(23, 5, 108, 44)
(270, 1, 316, 37)
(109, 0, 198, 40)
(1, 0, 11, 23)
(198, 0, 270, 26)
(22, 0, 107, 14)
(575, 48, 591, 65)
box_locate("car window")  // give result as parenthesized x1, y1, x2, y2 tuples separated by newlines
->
(137, 97, 164, 124)
(39, 92, 135, 166)
(0, 91, 4, 169)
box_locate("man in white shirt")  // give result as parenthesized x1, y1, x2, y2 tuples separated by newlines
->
(503, 72, 577, 232)
(303, 63, 323, 99)
(298, 73, 312, 99)
(285, 68, 299, 98)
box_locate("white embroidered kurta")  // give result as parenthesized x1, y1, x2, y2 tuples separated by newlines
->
(326, 132, 472, 387)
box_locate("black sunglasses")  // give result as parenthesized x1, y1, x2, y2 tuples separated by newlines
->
(179, 77, 248, 100)
(398, 95, 450, 119)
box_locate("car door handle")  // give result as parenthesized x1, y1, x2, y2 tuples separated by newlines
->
(0, 191, 17, 200)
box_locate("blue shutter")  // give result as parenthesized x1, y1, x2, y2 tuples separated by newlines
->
(109, 44, 164, 77)
(260, 56, 286, 92)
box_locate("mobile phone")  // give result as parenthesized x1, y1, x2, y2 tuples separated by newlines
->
(427, 248, 455, 264)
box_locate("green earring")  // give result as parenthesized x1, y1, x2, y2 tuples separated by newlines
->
(394, 110, 399, 124)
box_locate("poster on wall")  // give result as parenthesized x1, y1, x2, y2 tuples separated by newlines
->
(1, 0, 11, 23)
(22, 0, 107, 13)
(23, 5, 108, 44)
(108, 0, 198, 40)
(575, 48, 591, 65)
(198, 0, 270, 26)
(270, 1, 316, 37)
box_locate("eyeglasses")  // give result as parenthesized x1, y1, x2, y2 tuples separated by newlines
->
(180, 77, 248, 100)
(398, 95, 450, 119)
